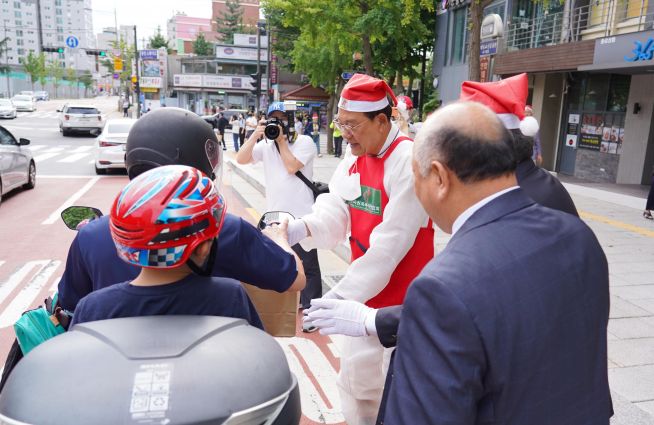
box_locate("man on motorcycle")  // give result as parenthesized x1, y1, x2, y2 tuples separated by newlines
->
(58, 108, 305, 312)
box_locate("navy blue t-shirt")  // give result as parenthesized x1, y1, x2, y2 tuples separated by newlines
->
(70, 274, 263, 330)
(58, 213, 298, 312)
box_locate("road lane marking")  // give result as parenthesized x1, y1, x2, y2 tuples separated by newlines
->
(34, 153, 60, 162)
(276, 338, 344, 424)
(70, 146, 93, 153)
(27, 145, 46, 151)
(41, 176, 101, 224)
(58, 153, 90, 163)
(49, 276, 61, 294)
(580, 211, 654, 238)
(0, 260, 61, 328)
(38, 175, 102, 179)
(0, 261, 46, 306)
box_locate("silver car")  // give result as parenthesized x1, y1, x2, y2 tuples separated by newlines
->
(11, 95, 36, 112)
(0, 126, 35, 207)
(0, 99, 16, 119)
(94, 118, 135, 174)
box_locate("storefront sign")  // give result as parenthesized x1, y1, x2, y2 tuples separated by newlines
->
(173, 74, 203, 87)
(233, 34, 268, 48)
(215, 46, 267, 61)
(139, 49, 158, 60)
(579, 134, 601, 150)
(624, 37, 654, 62)
(480, 39, 498, 56)
(480, 56, 490, 82)
(140, 77, 162, 88)
(174, 74, 268, 90)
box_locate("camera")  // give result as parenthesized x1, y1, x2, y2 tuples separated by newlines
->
(264, 101, 297, 141)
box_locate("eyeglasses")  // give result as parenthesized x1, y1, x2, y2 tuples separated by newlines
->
(333, 118, 365, 134)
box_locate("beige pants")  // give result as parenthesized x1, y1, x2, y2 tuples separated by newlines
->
(337, 335, 393, 425)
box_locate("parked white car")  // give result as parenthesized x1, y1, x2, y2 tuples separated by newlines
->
(58, 104, 104, 136)
(11, 95, 36, 112)
(94, 118, 136, 174)
(0, 125, 35, 207)
(0, 99, 17, 119)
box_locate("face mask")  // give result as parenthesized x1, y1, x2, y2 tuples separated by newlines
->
(331, 171, 361, 201)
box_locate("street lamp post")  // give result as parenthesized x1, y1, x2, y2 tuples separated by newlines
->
(3, 20, 9, 98)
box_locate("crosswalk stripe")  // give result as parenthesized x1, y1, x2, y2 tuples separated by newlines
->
(70, 146, 93, 153)
(58, 153, 90, 163)
(27, 145, 46, 151)
(0, 260, 61, 328)
(34, 153, 60, 162)
(49, 276, 61, 295)
(0, 261, 47, 308)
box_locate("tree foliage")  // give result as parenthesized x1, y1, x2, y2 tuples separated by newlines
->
(79, 71, 93, 96)
(0, 37, 9, 74)
(193, 33, 213, 56)
(20, 51, 46, 91)
(46, 61, 64, 98)
(149, 26, 172, 54)
(216, 0, 246, 44)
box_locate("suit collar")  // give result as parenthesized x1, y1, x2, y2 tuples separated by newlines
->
(452, 188, 536, 240)
(516, 159, 537, 180)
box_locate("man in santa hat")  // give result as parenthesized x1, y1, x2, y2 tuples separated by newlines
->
(394, 95, 416, 138)
(284, 73, 434, 425)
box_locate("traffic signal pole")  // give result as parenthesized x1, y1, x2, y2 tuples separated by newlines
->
(133, 25, 140, 118)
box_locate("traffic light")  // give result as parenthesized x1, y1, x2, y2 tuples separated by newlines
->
(249, 72, 261, 96)
(99, 50, 106, 57)
(84, 49, 107, 56)
(42, 46, 65, 53)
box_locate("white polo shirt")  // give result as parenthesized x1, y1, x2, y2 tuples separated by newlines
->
(251, 134, 317, 218)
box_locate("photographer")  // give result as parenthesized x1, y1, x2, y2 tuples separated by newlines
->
(236, 102, 322, 331)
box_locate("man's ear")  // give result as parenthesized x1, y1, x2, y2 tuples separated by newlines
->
(431, 160, 451, 201)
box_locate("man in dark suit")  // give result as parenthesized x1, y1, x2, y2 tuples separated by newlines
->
(379, 101, 612, 424)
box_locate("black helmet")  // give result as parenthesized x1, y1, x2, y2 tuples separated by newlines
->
(125, 107, 222, 180)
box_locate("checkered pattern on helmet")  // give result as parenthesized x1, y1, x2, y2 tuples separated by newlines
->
(147, 245, 187, 267)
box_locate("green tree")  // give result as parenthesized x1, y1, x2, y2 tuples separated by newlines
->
(0, 37, 9, 74)
(20, 51, 46, 91)
(148, 26, 172, 54)
(193, 33, 213, 56)
(79, 71, 94, 97)
(64, 68, 78, 98)
(46, 60, 64, 98)
(216, 0, 245, 44)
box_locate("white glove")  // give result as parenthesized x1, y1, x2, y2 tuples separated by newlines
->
(287, 219, 308, 246)
(305, 298, 376, 337)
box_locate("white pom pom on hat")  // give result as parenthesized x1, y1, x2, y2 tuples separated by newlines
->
(459, 73, 539, 136)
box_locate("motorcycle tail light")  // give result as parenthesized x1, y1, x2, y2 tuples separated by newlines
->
(99, 140, 119, 147)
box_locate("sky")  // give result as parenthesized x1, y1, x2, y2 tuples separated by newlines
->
(91, 0, 213, 47)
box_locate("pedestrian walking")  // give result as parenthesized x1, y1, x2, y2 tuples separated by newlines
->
(230, 115, 241, 152)
(238, 113, 246, 146)
(122, 98, 130, 118)
(644, 168, 654, 220)
(236, 102, 322, 329)
(287, 74, 434, 425)
(525, 105, 543, 166)
(330, 120, 343, 158)
(217, 113, 229, 151)
(245, 112, 257, 140)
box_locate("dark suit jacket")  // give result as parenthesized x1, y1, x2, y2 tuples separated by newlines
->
(382, 189, 611, 425)
(375, 161, 579, 348)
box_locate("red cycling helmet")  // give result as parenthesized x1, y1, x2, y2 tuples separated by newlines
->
(397, 95, 414, 110)
(110, 165, 226, 269)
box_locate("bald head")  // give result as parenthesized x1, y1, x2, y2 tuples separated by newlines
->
(414, 101, 516, 183)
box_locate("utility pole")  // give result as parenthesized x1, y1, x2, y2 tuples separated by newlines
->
(266, 22, 271, 104)
(35, 0, 43, 51)
(3, 21, 9, 98)
(133, 25, 140, 118)
(255, 21, 262, 113)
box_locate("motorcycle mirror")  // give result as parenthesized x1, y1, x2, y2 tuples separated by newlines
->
(61, 206, 104, 231)
(257, 211, 295, 231)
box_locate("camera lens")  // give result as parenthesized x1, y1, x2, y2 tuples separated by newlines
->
(264, 123, 280, 140)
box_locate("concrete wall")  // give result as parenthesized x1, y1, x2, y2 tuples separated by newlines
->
(617, 74, 654, 184)
(575, 148, 621, 182)
(531, 73, 565, 170)
(439, 64, 469, 103)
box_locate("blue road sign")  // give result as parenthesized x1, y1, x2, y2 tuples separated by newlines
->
(65, 35, 79, 48)
(341, 72, 354, 80)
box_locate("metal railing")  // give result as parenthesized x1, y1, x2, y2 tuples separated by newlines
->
(504, 0, 654, 51)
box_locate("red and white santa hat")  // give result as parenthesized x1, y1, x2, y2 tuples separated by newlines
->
(338, 74, 397, 112)
(459, 73, 539, 137)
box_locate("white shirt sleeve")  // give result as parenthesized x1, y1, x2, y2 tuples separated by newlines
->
(251, 140, 265, 164)
(293, 135, 317, 166)
(299, 158, 353, 250)
(331, 145, 430, 302)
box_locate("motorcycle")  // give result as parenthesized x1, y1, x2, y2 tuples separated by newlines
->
(0, 207, 301, 425)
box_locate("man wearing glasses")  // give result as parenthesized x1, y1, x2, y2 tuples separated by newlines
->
(286, 74, 434, 425)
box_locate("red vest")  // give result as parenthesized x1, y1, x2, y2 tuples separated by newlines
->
(347, 136, 435, 308)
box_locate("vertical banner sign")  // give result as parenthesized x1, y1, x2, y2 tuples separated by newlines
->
(271, 34, 278, 85)
(480, 57, 490, 83)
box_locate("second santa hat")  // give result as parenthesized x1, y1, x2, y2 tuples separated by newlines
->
(459, 73, 539, 137)
(339, 74, 397, 112)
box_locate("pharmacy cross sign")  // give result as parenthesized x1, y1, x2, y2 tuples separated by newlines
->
(65, 36, 79, 49)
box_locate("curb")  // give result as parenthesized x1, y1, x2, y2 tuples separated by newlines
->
(226, 159, 352, 264)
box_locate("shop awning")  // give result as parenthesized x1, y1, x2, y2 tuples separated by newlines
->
(282, 84, 330, 101)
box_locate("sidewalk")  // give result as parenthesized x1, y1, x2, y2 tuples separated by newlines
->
(226, 147, 654, 425)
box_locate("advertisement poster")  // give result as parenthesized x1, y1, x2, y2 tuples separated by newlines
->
(568, 113, 580, 124)
(142, 60, 160, 78)
(600, 141, 609, 153)
(579, 114, 604, 150)
(602, 126, 611, 143)
(608, 143, 618, 154)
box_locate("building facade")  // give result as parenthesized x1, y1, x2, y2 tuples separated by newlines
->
(212, 0, 261, 37)
(0, 0, 94, 69)
(167, 14, 219, 55)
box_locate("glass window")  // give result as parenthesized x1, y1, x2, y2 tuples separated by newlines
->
(12, 0, 19, 7)
(206, 61, 217, 74)
(14, 10, 20, 17)
(607, 74, 630, 112)
(583, 74, 610, 111)
(0, 128, 16, 145)
(451, 7, 467, 64)
(15, 30, 22, 36)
